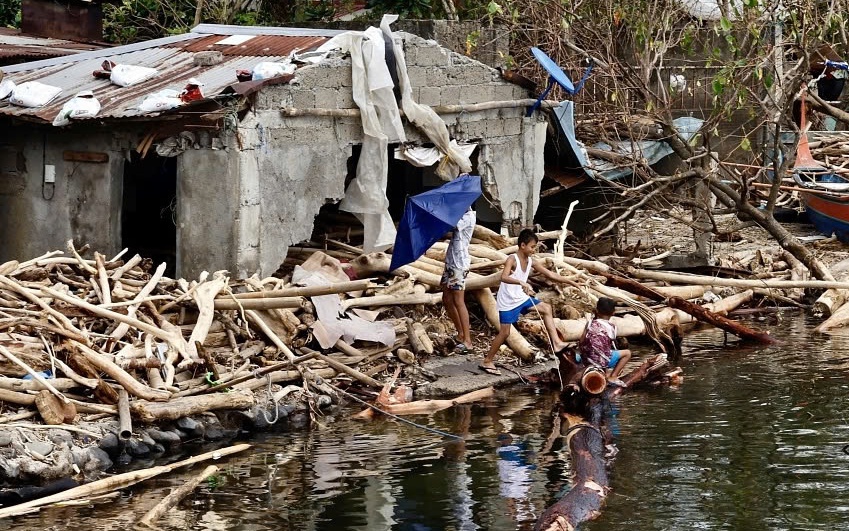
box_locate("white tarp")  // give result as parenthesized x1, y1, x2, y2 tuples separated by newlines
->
(318, 24, 406, 252)
(292, 266, 395, 349)
(395, 141, 477, 168)
(318, 14, 474, 252)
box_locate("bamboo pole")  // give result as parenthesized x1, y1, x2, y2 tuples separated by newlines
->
(0, 444, 251, 519)
(302, 348, 382, 389)
(630, 267, 849, 290)
(117, 388, 132, 441)
(138, 465, 218, 528)
(213, 296, 305, 310)
(281, 98, 548, 117)
(228, 279, 373, 299)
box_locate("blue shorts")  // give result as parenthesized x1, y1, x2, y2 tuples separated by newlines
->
(498, 298, 540, 324)
(576, 350, 622, 369)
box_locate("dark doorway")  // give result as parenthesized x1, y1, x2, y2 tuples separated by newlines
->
(121, 153, 177, 275)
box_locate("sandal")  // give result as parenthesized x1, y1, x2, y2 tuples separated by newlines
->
(454, 343, 471, 354)
(478, 365, 502, 376)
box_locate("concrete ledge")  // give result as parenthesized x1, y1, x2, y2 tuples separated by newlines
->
(416, 357, 559, 397)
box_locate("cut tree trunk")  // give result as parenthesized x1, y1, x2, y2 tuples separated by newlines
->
(131, 391, 255, 423)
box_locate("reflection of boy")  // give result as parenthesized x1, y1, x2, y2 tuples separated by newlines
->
(496, 433, 535, 522)
(441, 208, 476, 352)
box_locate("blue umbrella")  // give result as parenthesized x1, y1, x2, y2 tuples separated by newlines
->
(389, 174, 482, 272)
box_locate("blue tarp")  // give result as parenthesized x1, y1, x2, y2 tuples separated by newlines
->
(553, 101, 704, 181)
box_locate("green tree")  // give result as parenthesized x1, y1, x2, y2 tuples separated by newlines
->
(478, 0, 848, 280)
(0, 0, 21, 28)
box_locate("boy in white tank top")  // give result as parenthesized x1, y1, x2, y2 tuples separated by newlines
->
(479, 229, 574, 376)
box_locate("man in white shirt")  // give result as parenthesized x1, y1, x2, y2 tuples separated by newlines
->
(441, 208, 476, 353)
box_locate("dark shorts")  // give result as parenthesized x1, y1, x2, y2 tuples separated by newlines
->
(498, 298, 540, 325)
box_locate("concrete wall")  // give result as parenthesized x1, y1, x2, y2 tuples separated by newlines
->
(0, 125, 124, 262)
(176, 148, 241, 280)
(219, 31, 545, 276)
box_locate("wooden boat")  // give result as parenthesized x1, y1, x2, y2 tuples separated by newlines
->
(793, 92, 849, 241)
(795, 170, 849, 242)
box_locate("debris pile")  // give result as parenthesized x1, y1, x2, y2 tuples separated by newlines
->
(809, 131, 849, 176)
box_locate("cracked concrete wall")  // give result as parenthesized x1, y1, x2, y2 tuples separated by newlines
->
(0, 126, 124, 263)
(177, 31, 545, 277)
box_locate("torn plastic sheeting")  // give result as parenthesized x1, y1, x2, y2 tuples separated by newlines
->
(292, 266, 395, 349)
(554, 101, 703, 181)
(252, 61, 296, 81)
(380, 14, 472, 181)
(395, 141, 477, 168)
(318, 25, 406, 253)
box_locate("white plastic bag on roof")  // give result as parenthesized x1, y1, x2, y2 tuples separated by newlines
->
(252, 61, 296, 81)
(137, 88, 182, 114)
(110, 64, 158, 87)
(0, 78, 15, 100)
(9, 81, 62, 108)
(52, 90, 101, 126)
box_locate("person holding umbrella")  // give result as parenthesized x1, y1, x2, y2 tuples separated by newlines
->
(441, 206, 476, 353)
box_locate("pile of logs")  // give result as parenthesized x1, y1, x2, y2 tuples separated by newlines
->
(810, 131, 849, 176)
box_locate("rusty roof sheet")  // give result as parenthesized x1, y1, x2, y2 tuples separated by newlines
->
(0, 24, 341, 124)
(0, 28, 105, 62)
(168, 34, 328, 56)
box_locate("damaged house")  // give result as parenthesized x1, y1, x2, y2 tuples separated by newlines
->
(0, 16, 545, 279)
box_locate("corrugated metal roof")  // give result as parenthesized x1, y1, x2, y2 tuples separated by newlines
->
(0, 27, 104, 62)
(0, 24, 339, 124)
(169, 34, 327, 57)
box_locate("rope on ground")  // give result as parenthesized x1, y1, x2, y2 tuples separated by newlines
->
(328, 382, 462, 441)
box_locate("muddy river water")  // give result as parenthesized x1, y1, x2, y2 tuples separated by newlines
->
(3, 312, 849, 530)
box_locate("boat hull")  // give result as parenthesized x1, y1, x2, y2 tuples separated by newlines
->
(803, 191, 849, 242)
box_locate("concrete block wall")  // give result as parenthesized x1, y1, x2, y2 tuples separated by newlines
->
(232, 30, 544, 274)
(221, 110, 351, 277)
(0, 125, 124, 263)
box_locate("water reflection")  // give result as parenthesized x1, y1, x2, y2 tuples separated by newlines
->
(4, 312, 849, 530)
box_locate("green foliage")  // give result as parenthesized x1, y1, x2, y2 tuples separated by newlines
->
(0, 0, 21, 29)
(260, 0, 341, 24)
(103, 0, 196, 44)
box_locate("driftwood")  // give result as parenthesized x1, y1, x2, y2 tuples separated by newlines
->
(34, 391, 76, 425)
(137, 465, 219, 528)
(131, 391, 255, 423)
(371, 387, 495, 416)
(406, 318, 434, 356)
(597, 270, 775, 343)
(0, 444, 251, 519)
